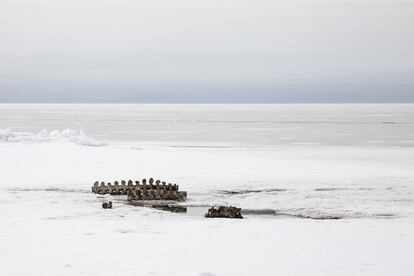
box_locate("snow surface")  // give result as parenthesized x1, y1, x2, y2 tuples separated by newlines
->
(0, 104, 413, 275)
(1, 140, 413, 275)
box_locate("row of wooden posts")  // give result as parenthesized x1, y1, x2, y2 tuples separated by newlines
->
(91, 178, 187, 201)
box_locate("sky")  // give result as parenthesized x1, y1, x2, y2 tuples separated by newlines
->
(0, 0, 413, 103)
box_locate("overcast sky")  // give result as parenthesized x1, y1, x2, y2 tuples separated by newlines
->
(0, 0, 413, 103)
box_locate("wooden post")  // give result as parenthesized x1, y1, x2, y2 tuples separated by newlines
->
(114, 182, 120, 194)
(92, 181, 99, 193)
(100, 182, 105, 194)
(121, 181, 126, 194)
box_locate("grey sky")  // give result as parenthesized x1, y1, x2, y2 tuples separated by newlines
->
(0, 0, 413, 103)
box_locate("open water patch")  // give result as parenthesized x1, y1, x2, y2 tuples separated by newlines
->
(7, 187, 89, 193)
(314, 187, 374, 192)
(125, 202, 349, 220)
(217, 188, 288, 195)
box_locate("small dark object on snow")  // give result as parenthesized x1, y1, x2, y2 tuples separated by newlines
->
(205, 206, 243, 219)
(102, 201, 112, 209)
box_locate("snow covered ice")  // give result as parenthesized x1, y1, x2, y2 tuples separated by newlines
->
(0, 127, 105, 146)
(0, 104, 413, 276)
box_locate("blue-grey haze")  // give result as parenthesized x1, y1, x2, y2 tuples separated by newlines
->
(0, 0, 413, 103)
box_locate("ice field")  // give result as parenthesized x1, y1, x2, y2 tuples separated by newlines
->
(0, 104, 413, 275)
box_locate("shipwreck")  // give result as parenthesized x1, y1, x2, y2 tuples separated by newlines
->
(91, 178, 187, 201)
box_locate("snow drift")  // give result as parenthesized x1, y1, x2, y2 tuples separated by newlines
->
(0, 128, 105, 147)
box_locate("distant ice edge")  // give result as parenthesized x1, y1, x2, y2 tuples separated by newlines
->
(0, 128, 106, 147)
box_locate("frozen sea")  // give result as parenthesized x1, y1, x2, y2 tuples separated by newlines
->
(2, 103, 414, 147)
(0, 104, 413, 276)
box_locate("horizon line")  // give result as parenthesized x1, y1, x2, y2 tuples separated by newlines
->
(1, 101, 414, 104)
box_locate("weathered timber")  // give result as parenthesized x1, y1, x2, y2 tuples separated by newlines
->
(205, 206, 243, 219)
(102, 201, 112, 209)
(91, 178, 187, 201)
